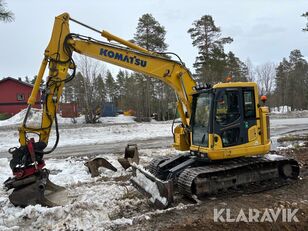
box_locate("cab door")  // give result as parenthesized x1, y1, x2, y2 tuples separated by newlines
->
(213, 87, 256, 147)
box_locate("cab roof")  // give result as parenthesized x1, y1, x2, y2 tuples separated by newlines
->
(213, 82, 257, 89)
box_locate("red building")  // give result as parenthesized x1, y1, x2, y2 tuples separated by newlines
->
(0, 77, 41, 116)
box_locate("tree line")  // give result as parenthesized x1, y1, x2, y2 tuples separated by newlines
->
(61, 14, 251, 123)
(3, 2, 308, 121)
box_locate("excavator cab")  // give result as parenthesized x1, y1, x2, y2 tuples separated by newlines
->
(190, 82, 271, 160)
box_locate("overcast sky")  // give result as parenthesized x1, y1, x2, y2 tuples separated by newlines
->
(0, 0, 307, 79)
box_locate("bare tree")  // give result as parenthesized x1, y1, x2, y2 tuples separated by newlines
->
(255, 62, 276, 95)
(76, 55, 106, 123)
(245, 58, 256, 82)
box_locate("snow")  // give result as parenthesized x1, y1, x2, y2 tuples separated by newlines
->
(277, 144, 294, 150)
(0, 148, 178, 230)
(0, 122, 173, 152)
(0, 108, 136, 127)
(2, 115, 307, 153)
(0, 109, 166, 152)
(1, 109, 308, 154)
(0, 156, 134, 230)
(47, 158, 91, 186)
(98, 115, 135, 124)
(264, 154, 285, 161)
(0, 108, 42, 127)
(299, 142, 305, 147)
(271, 106, 308, 116)
(270, 117, 308, 127)
(271, 106, 291, 114)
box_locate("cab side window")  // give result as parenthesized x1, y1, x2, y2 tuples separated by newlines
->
(243, 89, 256, 118)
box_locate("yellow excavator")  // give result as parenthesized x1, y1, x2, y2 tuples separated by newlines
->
(4, 13, 299, 208)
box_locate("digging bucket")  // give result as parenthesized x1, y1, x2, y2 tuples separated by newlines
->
(5, 169, 68, 207)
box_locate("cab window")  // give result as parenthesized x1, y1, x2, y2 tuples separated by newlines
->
(215, 90, 240, 126)
(243, 89, 256, 118)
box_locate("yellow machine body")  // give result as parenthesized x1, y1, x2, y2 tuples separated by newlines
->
(8, 13, 297, 210)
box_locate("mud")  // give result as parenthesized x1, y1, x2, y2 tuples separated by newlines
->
(111, 145, 308, 231)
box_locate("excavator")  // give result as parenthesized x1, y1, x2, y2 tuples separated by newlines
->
(4, 13, 299, 208)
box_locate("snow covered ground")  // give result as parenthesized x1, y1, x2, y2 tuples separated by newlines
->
(271, 106, 292, 114)
(0, 122, 172, 153)
(0, 149, 181, 231)
(1, 108, 308, 153)
(0, 109, 171, 152)
(0, 108, 136, 127)
(0, 109, 308, 230)
(0, 110, 178, 230)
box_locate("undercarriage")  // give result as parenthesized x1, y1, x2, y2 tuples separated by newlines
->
(131, 153, 300, 209)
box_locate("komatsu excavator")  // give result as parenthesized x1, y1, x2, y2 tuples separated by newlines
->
(4, 13, 299, 208)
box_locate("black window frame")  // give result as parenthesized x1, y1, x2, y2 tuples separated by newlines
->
(242, 88, 256, 119)
(16, 93, 25, 101)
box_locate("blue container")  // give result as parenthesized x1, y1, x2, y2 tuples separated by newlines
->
(101, 102, 117, 117)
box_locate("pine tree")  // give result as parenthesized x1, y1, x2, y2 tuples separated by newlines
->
(274, 58, 290, 107)
(187, 15, 233, 83)
(0, 0, 14, 22)
(134, 14, 167, 52)
(95, 74, 106, 104)
(116, 70, 128, 109)
(24, 76, 30, 83)
(274, 50, 308, 110)
(133, 13, 169, 119)
(225, 52, 248, 82)
(105, 70, 118, 103)
(302, 12, 308, 31)
(69, 71, 85, 105)
(288, 50, 308, 109)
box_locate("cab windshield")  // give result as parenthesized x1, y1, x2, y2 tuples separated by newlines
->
(192, 92, 212, 147)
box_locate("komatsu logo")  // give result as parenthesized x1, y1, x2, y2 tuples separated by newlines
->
(99, 48, 147, 67)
